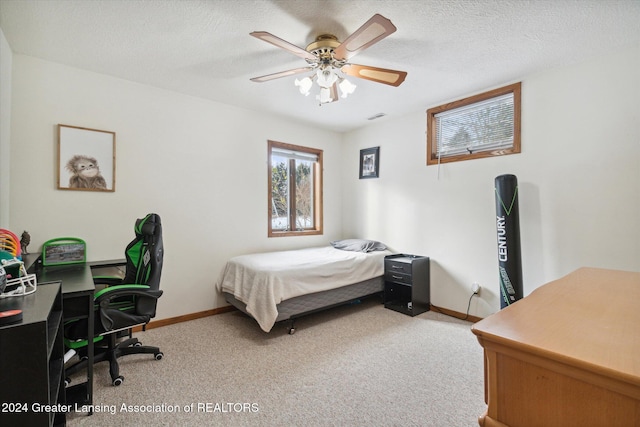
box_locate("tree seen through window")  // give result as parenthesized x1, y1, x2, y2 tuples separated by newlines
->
(268, 141, 322, 237)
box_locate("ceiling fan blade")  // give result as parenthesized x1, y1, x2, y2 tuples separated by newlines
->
(329, 83, 339, 103)
(250, 67, 313, 83)
(250, 31, 317, 61)
(341, 64, 407, 87)
(333, 14, 397, 61)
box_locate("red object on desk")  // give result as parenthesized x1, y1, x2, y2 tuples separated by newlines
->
(0, 309, 23, 325)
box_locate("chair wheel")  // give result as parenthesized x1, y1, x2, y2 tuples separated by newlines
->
(113, 376, 124, 386)
(134, 342, 142, 347)
(64, 377, 71, 387)
(154, 352, 163, 360)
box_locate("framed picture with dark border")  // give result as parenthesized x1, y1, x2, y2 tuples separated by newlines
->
(359, 146, 380, 179)
(57, 124, 116, 192)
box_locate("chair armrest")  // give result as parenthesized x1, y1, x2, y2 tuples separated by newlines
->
(94, 284, 163, 331)
(94, 284, 162, 302)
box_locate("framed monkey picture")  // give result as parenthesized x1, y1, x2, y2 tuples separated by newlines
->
(57, 124, 116, 192)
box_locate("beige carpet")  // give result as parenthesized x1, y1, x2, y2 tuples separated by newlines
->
(67, 298, 486, 426)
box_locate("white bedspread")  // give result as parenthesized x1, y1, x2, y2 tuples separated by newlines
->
(216, 246, 390, 332)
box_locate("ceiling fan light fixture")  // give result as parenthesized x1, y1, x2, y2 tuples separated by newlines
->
(251, 14, 407, 107)
(294, 76, 313, 95)
(317, 87, 335, 104)
(338, 78, 357, 98)
(316, 66, 338, 88)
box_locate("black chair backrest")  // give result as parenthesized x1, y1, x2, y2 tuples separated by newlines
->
(122, 213, 163, 291)
(66, 214, 164, 337)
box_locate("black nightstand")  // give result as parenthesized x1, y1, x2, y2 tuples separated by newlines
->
(384, 254, 430, 316)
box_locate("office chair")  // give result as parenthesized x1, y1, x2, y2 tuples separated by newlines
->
(65, 213, 164, 386)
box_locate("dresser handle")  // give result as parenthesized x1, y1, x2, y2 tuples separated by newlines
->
(391, 265, 403, 269)
(392, 275, 403, 280)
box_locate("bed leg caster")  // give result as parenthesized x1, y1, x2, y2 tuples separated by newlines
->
(288, 320, 296, 335)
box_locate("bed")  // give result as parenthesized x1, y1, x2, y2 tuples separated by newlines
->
(216, 239, 391, 333)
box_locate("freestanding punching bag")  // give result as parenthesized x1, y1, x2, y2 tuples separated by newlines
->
(495, 174, 523, 308)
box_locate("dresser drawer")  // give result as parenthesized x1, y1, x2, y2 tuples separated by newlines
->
(385, 260, 412, 275)
(385, 271, 412, 285)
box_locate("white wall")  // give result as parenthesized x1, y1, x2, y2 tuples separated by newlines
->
(7, 45, 639, 323)
(342, 45, 640, 318)
(0, 28, 11, 227)
(9, 55, 343, 320)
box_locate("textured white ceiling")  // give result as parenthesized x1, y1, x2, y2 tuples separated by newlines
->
(1, 0, 639, 132)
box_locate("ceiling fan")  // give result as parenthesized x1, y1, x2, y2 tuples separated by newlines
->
(249, 14, 407, 105)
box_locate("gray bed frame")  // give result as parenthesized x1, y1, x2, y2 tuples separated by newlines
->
(223, 276, 384, 334)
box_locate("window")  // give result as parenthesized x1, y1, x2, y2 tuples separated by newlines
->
(268, 140, 323, 237)
(427, 82, 521, 165)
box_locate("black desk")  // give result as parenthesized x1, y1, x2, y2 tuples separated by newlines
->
(24, 255, 126, 414)
(36, 263, 96, 409)
(0, 282, 65, 426)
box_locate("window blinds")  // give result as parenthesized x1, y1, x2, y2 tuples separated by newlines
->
(271, 147, 318, 162)
(435, 93, 515, 158)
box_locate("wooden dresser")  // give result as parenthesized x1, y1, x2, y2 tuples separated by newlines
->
(471, 267, 640, 427)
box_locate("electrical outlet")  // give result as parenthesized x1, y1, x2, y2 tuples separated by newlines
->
(472, 282, 481, 295)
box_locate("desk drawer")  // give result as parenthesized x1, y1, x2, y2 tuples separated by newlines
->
(385, 271, 412, 285)
(385, 260, 412, 275)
